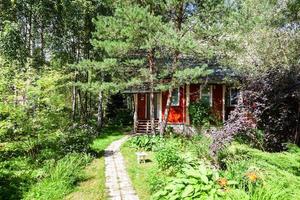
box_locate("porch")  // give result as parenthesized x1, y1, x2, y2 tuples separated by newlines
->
(135, 120, 160, 134)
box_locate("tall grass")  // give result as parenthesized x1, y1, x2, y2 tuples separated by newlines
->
(24, 153, 91, 200)
(222, 143, 300, 200)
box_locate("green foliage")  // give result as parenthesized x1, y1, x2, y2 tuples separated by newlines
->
(152, 162, 224, 200)
(129, 135, 165, 151)
(147, 167, 168, 193)
(223, 143, 300, 176)
(0, 21, 27, 63)
(124, 132, 300, 200)
(220, 143, 300, 200)
(133, 134, 300, 200)
(24, 153, 92, 200)
(188, 134, 212, 160)
(0, 62, 111, 199)
(110, 108, 132, 125)
(155, 146, 184, 172)
(189, 99, 214, 127)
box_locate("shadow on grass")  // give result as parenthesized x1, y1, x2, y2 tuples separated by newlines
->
(87, 126, 125, 158)
(0, 172, 32, 200)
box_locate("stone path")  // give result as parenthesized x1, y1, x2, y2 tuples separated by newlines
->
(105, 136, 139, 200)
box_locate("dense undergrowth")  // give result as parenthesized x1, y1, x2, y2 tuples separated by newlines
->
(125, 134, 300, 200)
(0, 126, 124, 200)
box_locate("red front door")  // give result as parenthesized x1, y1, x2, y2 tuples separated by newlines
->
(138, 93, 146, 119)
(137, 93, 159, 120)
(212, 85, 223, 121)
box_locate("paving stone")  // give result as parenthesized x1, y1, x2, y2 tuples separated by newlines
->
(105, 136, 139, 200)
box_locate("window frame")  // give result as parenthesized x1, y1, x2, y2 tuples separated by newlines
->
(171, 87, 180, 106)
(229, 88, 240, 106)
(200, 85, 212, 107)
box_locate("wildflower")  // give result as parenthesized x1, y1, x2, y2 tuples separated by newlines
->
(217, 178, 228, 187)
(246, 171, 258, 182)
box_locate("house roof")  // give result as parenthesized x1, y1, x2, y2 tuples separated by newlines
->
(123, 62, 239, 94)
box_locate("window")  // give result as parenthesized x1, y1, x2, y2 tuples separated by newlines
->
(230, 88, 240, 106)
(201, 85, 212, 106)
(171, 88, 180, 106)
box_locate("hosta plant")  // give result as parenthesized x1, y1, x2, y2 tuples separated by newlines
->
(151, 162, 234, 200)
(129, 135, 165, 151)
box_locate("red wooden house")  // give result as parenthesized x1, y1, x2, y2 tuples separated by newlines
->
(125, 68, 240, 133)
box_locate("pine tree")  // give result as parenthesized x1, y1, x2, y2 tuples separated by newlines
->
(92, 1, 213, 134)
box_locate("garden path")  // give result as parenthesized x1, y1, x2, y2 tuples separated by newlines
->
(105, 136, 139, 200)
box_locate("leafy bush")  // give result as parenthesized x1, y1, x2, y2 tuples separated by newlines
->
(0, 157, 35, 200)
(155, 146, 184, 171)
(24, 153, 92, 200)
(58, 125, 97, 154)
(189, 99, 213, 128)
(129, 135, 165, 151)
(147, 167, 168, 193)
(152, 163, 225, 200)
(188, 134, 212, 160)
(210, 66, 300, 155)
(111, 108, 133, 126)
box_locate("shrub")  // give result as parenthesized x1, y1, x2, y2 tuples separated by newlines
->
(129, 135, 165, 151)
(210, 66, 300, 156)
(147, 167, 168, 193)
(189, 99, 213, 128)
(155, 146, 184, 172)
(188, 134, 212, 160)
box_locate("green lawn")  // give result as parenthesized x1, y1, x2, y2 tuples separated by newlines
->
(65, 127, 124, 200)
(120, 142, 156, 200)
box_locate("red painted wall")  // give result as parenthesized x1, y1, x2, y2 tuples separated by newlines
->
(136, 84, 225, 123)
(162, 86, 185, 123)
(190, 84, 200, 102)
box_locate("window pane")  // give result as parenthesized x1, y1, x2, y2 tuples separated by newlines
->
(171, 88, 179, 106)
(230, 88, 240, 106)
(202, 86, 210, 94)
(201, 95, 210, 104)
(201, 85, 211, 105)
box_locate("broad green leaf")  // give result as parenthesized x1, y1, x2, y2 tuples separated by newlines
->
(181, 185, 194, 198)
(200, 175, 209, 184)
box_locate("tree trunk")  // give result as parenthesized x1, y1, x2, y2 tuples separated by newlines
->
(159, 2, 184, 135)
(295, 100, 300, 145)
(72, 72, 77, 120)
(97, 90, 103, 130)
(78, 90, 86, 121)
(85, 91, 88, 119)
(72, 85, 77, 120)
(160, 88, 173, 136)
(148, 49, 156, 135)
(28, 7, 33, 56)
(40, 24, 45, 63)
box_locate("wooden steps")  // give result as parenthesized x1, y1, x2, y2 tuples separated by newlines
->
(136, 120, 159, 134)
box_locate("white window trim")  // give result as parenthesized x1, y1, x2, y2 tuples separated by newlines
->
(229, 88, 240, 107)
(171, 87, 180, 106)
(200, 85, 213, 107)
